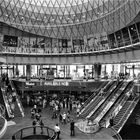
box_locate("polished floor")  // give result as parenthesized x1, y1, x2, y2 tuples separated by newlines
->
(2, 107, 115, 140)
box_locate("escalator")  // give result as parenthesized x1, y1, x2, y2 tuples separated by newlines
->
(99, 81, 133, 128)
(9, 80, 24, 117)
(78, 80, 117, 119)
(78, 81, 109, 116)
(0, 87, 14, 119)
(113, 97, 139, 133)
(88, 81, 126, 121)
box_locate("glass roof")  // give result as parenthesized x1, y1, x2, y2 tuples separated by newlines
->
(0, 0, 131, 39)
(19, 0, 89, 7)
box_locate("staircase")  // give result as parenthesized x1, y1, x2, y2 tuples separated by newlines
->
(113, 97, 139, 133)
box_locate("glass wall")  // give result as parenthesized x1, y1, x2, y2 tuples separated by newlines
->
(1, 62, 140, 79)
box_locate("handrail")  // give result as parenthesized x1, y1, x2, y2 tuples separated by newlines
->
(79, 80, 113, 116)
(1, 37, 140, 56)
(1, 87, 14, 118)
(90, 81, 125, 122)
(110, 127, 122, 140)
(86, 81, 117, 119)
(12, 125, 57, 140)
(0, 116, 7, 139)
(113, 96, 139, 133)
(0, 104, 5, 117)
(99, 81, 133, 125)
(9, 80, 24, 117)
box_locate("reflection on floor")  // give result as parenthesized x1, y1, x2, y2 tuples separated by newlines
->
(2, 107, 115, 140)
(7, 121, 16, 127)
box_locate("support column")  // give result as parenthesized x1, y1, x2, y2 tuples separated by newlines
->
(70, 37, 73, 52)
(26, 64, 31, 80)
(39, 65, 43, 78)
(112, 64, 115, 77)
(37, 65, 39, 77)
(128, 27, 133, 44)
(23, 65, 25, 76)
(132, 65, 135, 77)
(94, 63, 102, 80)
(92, 65, 94, 79)
(16, 64, 19, 77)
(64, 65, 66, 78)
(13, 66, 15, 77)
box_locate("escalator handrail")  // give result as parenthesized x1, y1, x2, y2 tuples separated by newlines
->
(89, 81, 125, 121)
(10, 80, 25, 117)
(110, 127, 122, 140)
(0, 104, 5, 117)
(79, 90, 98, 113)
(86, 81, 118, 119)
(1, 87, 14, 118)
(113, 90, 138, 130)
(113, 97, 138, 132)
(99, 81, 132, 123)
(79, 81, 111, 114)
(100, 93, 128, 124)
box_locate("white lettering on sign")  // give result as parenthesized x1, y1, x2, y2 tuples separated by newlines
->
(26, 82, 35, 86)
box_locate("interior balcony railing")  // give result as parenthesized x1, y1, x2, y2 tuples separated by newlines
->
(0, 116, 7, 139)
(12, 125, 57, 140)
(1, 38, 140, 56)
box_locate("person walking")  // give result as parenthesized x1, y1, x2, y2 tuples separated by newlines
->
(54, 124, 60, 140)
(32, 119, 37, 134)
(39, 120, 44, 134)
(70, 119, 75, 136)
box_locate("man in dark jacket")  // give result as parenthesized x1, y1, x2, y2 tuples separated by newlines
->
(70, 119, 75, 136)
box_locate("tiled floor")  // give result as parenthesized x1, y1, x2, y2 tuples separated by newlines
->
(2, 107, 115, 140)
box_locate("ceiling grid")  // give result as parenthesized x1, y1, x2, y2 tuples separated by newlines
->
(0, 0, 139, 39)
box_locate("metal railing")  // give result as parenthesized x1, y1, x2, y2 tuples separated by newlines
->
(1, 37, 140, 55)
(1, 87, 14, 118)
(113, 96, 139, 133)
(12, 126, 57, 140)
(0, 116, 7, 139)
(9, 80, 25, 117)
(0, 104, 5, 117)
(79, 81, 110, 114)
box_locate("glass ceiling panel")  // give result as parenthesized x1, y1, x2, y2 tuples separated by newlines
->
(19, 0, 89, 7)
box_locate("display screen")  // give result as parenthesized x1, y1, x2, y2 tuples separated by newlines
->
(3, 35, 18, 47)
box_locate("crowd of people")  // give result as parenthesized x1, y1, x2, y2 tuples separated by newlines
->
(29, 95, 82, 139)
(31, 105, 44, 134)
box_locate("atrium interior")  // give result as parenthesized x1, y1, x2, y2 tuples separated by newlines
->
(0, 0, 140, 140)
